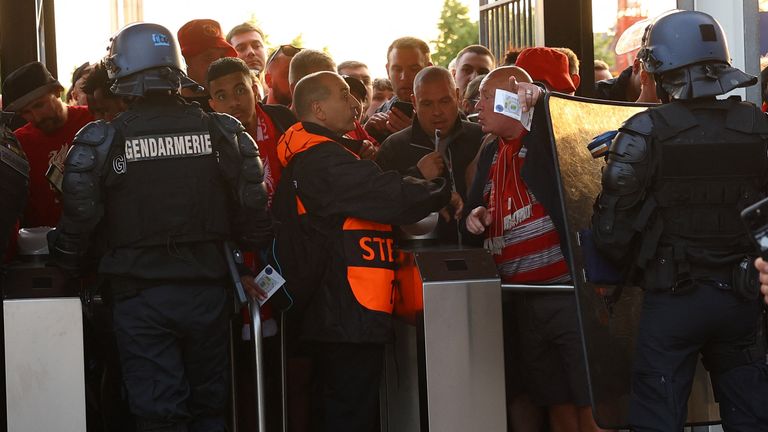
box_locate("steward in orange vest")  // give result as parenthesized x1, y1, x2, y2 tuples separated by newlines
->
(273, 72, 453, 431)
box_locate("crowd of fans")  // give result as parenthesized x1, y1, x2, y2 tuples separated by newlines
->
(3, 12, 768, 432)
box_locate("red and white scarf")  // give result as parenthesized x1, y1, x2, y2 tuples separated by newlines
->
(485, 134, 533, 254)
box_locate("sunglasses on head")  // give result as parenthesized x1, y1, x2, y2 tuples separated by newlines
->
(266, 44, 302, 68)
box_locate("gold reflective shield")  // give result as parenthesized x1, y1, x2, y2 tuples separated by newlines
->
(544, 93, 720, 428)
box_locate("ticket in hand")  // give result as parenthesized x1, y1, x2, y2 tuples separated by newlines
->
(254, 265, 286, 306)
(493, 89, 534, 131)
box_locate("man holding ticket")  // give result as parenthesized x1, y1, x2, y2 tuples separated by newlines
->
(462, 61, 603, 432)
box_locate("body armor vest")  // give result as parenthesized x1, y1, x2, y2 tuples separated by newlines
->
(643, 99, 768, 270)
(105, 99, 231, 249)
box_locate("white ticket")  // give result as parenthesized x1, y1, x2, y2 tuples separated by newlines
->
(493, 89, 534, 131)
(254, 265, 286, 306)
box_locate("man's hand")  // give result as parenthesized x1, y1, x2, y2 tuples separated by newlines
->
(241, 275, 267, 302)
(466, 206, 493, 235)
(509, 76, 543, 113)
(754, 257, 768, 305)
(358, 140, 377, 160)
(417, 152, 445, 180)
(387, 107, 412, 132)
(439, 191, 464, 222)
(365, 112, 390, 134)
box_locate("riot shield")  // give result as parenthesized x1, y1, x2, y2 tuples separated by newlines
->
(543, 93, 721, 429)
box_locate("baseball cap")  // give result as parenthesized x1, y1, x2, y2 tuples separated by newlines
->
(515, 47, 576, 93)
(177, 19, 237, 60)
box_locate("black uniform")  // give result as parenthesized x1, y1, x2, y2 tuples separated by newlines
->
(593, 89, 768, 432)
(592, 10, 768, 431)
(52, 95, 270, 432)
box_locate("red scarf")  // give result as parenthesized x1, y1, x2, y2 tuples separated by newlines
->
(253, 103, 283, 205)
(485, 134, 531, 254)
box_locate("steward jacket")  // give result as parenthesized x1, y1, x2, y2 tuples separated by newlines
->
(276, 121, 450, 343)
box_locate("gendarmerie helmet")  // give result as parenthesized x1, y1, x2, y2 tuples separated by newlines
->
(637, 10, 756, 100)
(104, 22, 199, 97)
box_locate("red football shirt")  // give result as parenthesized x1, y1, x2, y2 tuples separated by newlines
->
(14, 105, 94, 227)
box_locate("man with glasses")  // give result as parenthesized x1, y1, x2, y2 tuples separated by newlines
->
(265, 44, 301, 106)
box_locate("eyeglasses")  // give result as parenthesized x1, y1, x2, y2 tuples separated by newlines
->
(266, 44, 302, 69)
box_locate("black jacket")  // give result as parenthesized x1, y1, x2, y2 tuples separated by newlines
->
(261, 103, 297, 133)
(594, 66, 634, 102)
(376, 115, 482, 243)
(375, 114, 482, 200)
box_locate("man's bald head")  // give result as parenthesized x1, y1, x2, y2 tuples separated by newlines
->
(476, 66, 533, 139)
(294, 71, 356, 134)
(481, 65, 532, 90)
(294, 71, 337, 119)
(413, 66, 456, 94)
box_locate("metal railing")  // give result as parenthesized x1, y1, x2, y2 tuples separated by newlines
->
(501, 283, 574, 292)
(479, 0, 536, 62)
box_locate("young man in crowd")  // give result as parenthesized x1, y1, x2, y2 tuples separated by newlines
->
(274, 70, 456, 431)
(2, 61, 94, 227)
(227, 22, 267, 74)
(265, 44, 302, 106)
(594, 59, 613, 82)
(178, 19, 237, 109)
(288, 49, 337, 98)
(207, 57, 297, 202)
(452, 44, 495, 100)
(81, 62, 127, 121)
(376, 66, 481, 241)
(365, 37, 432, 143)
(65, 62, 93, 106)
(226, 22, 268, 98)
(461, 73, 485, 117)
(367, 77, 394, 118)
(338, 60, 373, 114)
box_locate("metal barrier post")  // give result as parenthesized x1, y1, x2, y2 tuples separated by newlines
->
(249, 300, 267, 432)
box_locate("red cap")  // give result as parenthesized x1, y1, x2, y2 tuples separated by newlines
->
(177, 19, 237, 60)
(515, 47, 576, 93)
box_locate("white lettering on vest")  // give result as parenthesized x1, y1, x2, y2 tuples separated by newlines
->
(124, 132, 213, 162)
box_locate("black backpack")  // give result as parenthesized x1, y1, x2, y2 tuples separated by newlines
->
(269, 160, 330, 321)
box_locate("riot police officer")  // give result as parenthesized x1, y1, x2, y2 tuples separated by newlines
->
(592, 10, 768, 431)
(51, 23, 271, 432)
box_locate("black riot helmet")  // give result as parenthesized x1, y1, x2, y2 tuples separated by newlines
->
(104, 22, 199, 97)
(638, 10, 756, 100)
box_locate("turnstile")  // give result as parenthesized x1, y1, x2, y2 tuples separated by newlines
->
(382, 247, 506, 432)
(2, 261, 86, 432)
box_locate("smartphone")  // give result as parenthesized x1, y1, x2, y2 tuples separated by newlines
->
(740, 196, 768, 259)
(391, 100, 414, 118)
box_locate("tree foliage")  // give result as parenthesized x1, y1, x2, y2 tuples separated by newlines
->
(431, 0, 479, 67)
(593, 32, 615, 70)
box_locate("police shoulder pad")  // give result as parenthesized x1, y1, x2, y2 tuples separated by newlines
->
(73, 121, 113, 147)
(619, 111, 653, 136)
(209, 112, 245, 134)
